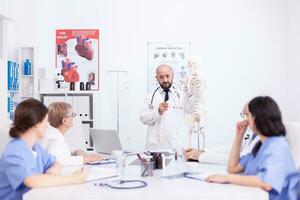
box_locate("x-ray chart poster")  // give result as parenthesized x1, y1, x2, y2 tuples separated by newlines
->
(147, 42, 191, 93)
(56, 29, 99, 90)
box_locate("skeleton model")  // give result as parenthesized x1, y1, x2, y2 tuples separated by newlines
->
(185, 56, 207, 150)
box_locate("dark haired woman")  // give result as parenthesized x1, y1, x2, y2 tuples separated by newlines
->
(0, 99, 87, 200)
(206, 96, 299, 200)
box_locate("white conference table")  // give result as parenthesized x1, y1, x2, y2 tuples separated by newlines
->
(24, 156, 268, 200)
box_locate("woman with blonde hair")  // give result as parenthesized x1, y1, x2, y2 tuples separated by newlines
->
(42, 102, 104, 165)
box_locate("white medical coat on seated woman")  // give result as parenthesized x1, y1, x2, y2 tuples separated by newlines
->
(41, 126, 83, 166)
(140, 87, 188, 150)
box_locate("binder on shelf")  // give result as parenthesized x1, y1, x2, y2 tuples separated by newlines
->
(66, 96, 73, 105)
(82, 123, 91, 147)
(78, 96, 90, 120)
(7, 97, 10, 113)
(7, 61, 20, 91)
(7, 61, 20, 120)
(71, 96, 79, 118)
(43, 96, 52, 107)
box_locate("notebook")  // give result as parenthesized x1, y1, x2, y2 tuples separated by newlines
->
(183, 172, 210, 181)
(163, 172, 210, 181)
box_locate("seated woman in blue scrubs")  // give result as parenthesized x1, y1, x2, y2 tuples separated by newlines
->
(206, 96, 299, 200)
(0, 99, 87, 200)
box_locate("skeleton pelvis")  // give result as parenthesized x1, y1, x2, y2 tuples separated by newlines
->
(187, 114, 200, 125)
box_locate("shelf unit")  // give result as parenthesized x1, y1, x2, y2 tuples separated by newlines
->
(4, 47, 35, 120)
(19, 47, 34, 101)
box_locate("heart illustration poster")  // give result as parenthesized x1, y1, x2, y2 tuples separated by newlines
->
(56, 29, 99, 90)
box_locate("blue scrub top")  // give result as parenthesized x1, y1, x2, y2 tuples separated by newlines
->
(0, 138, 55, 200)
(240, 136, 300, 200)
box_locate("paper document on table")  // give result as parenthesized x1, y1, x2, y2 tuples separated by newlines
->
(198, 147, 230, 165)
(86, 158, 116, 165)
(86, 167, 119, 182)
(162, 172, 211, 181)
(184, 172, 211, 181)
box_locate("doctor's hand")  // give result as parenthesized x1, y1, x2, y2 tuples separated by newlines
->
(236, 120, 248, 137)
(158, 102, 169, 115)
(183, 147, 203, 161)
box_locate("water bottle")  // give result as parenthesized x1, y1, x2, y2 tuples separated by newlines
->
(112, 150, 126, 177)
(80, 82, 85, 90)
(70, 82, 75, 91)
(85, 82, 91, 90)
(24, 59, 31, 75)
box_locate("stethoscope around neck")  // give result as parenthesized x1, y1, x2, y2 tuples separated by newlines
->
(148, 86, 180, 109)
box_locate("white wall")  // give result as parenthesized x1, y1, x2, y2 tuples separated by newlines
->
(0, 0, 35, 128)
(286, 0, 300, 122)
(34, 0, 288, 150)
(0, 0, 35, 55)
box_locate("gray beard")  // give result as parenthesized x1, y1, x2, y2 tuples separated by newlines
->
(160, 82, 172, 90)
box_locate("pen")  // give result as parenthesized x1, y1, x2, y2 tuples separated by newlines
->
(137, 154, 146, 163)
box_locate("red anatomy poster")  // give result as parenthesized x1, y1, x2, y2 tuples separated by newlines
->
(56, 29, 99, 90)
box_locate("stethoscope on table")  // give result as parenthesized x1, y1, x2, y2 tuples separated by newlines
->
(94, 179, 147, 189)
(148, 86, 181, 109)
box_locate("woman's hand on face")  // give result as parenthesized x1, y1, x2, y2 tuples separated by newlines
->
(205, 174, 229, 183)
(236, 120, 248, 137)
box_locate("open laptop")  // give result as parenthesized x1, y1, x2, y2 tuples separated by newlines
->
(90, 129, 123, 154)
(90, 128, 142, 156)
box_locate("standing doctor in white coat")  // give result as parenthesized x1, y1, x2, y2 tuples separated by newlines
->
(140, 64, 187, 150)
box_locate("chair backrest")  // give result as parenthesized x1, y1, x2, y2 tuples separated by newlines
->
(285, 122, 300, 169)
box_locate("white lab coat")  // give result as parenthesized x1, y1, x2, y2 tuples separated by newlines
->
(41, 126, 83, 166)
(240, 131, 260, 157)
(140, 87, 188, 150)
(198, 131, 260, 164)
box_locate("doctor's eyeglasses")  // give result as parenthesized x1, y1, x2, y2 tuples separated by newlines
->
(65, 112, 76, 118)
